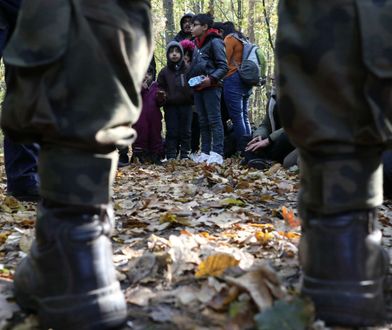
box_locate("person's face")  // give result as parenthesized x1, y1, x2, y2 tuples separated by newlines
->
(182, 17, 192, 33)
(143, 71, 153, 87)
(169, 47, 181, 63)
(184, 53, 191, 65)
(191, 21, 207, 38)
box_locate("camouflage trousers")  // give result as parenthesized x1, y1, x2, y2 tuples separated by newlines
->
(0, 0, 153, 205)
(276, 0, 392, 215)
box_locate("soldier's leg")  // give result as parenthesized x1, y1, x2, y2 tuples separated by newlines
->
(2, 1, 153, 329)
(277, 0, 392, 326)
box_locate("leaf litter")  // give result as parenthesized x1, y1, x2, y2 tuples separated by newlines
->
(1, 154, 392, 329)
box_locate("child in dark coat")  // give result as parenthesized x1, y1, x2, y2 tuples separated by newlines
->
(132, 65, 164, 164)
(157, 41, 194, 160)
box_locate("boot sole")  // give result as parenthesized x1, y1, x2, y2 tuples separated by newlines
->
(302, 275, 386, 327)
(15, 282, 127, 330)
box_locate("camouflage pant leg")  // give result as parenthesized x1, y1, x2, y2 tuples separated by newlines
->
(1, 0, 153, 205)
(276, 0, 392, 215)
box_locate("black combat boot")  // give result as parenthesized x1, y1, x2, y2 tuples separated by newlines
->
(14, 200, 127, 330)
(300, 209, 389, 326)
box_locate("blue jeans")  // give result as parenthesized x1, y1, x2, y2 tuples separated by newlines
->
(4, 136, 39, 193)
(224, 71, 252, 151)
(194, 87, 224, 156)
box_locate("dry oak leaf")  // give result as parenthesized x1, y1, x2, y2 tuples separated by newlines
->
(195, 253, 239, 278)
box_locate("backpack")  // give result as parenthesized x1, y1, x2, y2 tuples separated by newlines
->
(231, 33, 266, 86)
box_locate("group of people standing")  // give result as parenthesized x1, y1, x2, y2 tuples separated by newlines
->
(127, 13, 258, 166)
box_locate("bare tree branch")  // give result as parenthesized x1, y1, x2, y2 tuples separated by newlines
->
(262, 0, 275, 51)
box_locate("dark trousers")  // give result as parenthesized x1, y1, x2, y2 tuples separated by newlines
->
(164, 105, 193, 159)
(4, 136, 39, 193)
(191, 111, 200, 153)
(194, 87, 224, 156)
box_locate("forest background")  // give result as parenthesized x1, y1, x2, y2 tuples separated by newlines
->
(152, 0, 278, 125)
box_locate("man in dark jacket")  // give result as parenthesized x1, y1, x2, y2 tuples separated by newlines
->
(188, 13, 228, 165)
(0, 0, 40, 201)
(1, 1, 153, 329)
(173, 12, 194, 42)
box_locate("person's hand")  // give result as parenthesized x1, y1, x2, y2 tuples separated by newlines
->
(156, 90, 166, 104)
(245, 138, 270, 152)
(196, 76, 212, 90)
(247, 136, 262, 146)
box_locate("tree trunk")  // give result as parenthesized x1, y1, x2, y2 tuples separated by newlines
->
(262, 0, 275, 51)
(163, 0, 175, 43)
(208, 0, 214, 16)
(193, 0, 204, 13)
(247, 0, 256, 42)
(237, 0, 243, 30)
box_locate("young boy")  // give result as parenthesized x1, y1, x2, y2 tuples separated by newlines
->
(157, 41, 194, 160)
(187, 13, 228, 165)
(132, 65, 164, 164)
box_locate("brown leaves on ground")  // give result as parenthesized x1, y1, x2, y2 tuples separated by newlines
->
(1, 155, 392, 329)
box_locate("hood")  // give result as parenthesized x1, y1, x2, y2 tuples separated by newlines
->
(166, 41, 184, 70)
(180, 12, 194, 32)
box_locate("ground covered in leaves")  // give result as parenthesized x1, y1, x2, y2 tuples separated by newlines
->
(1, 156, 392, 330)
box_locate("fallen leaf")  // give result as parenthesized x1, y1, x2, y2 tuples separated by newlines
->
(224, 265, 286, 312)
(220, 198, 246, 207)
(281, 206, 301, 228)
(208, 285, 240, 311)
(149, 305, 175, 322)
(195, 253, 239, 278)
(254, 297, 314, 330)
(125, 286, 155, 306)
(255, 231, 274, 246)
(160, 212, 191, 226)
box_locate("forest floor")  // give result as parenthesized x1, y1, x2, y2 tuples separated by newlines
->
(1, 156, 392, 330)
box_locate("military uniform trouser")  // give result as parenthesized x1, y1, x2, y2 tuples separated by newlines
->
(0, 0, 153, 206)
(276, 0, 392, 215)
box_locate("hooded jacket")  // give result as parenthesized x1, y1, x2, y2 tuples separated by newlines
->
(157, 41, 193, 106)
(173, 13, 194, 42)
(187, 29, 228, 87)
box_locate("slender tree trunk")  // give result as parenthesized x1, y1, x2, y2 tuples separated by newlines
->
(208, 0, 214, 16)
(163, 0, 175, 43)
(237, 0, 243, 30)
(247, 0, 256, 42)
(192, 0, 205, 13)
(262, 0, 275, 51)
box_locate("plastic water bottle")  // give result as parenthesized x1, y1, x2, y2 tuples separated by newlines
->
(188, 75, 205, 87)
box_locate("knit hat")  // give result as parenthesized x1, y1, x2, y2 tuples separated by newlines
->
(179, 39, 195, 54)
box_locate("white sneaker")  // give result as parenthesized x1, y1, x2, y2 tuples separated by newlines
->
(191, 152, 210, 163)
(207, 151, 223, 165)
